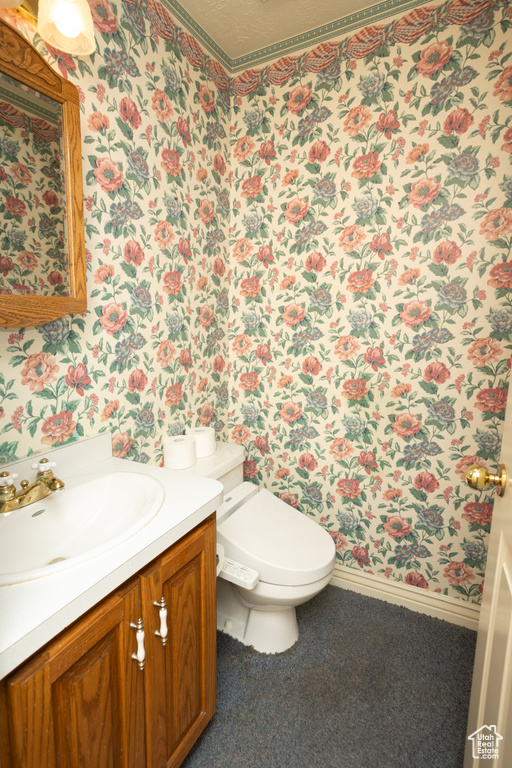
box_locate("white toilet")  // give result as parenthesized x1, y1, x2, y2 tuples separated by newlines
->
(188, 442, 335, 653)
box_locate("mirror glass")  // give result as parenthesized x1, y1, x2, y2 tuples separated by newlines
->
(0, 71, 70, 297)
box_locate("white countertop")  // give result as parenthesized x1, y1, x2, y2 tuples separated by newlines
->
(0, 433, 223, 678)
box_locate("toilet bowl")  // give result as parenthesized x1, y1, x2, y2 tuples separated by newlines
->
(188, 442, 336, 653)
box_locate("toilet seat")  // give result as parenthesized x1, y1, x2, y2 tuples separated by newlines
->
(217, 487, 335, 587)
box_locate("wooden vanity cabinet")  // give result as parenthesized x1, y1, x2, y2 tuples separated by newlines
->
(0, 514, 216, 768)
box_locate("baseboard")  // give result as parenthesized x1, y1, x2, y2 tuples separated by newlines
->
(330, 564, 480, 632)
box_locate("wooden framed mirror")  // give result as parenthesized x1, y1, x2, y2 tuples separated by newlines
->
(0, 17, 86, 327)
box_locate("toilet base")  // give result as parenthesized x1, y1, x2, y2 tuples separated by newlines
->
(217, 579, 299, 654)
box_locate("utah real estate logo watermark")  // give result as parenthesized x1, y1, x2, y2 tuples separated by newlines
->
(468, 725, 503, 760)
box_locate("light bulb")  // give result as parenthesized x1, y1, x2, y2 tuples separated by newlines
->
(55, 21, 80, 38)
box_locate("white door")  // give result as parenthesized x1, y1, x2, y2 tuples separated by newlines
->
(464, 401, 512, 765)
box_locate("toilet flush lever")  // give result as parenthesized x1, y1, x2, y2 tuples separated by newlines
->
(154, 597, 168, 646)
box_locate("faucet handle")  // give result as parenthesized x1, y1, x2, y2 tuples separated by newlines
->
(0, 471, 18, 487)
(32, 458, 56, 472)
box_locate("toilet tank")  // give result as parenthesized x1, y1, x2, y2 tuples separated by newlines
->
(190, 442, 245, 493)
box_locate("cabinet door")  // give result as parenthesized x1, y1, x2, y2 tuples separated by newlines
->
(141, 515, 216, 768)
(5, 579, 146, 768)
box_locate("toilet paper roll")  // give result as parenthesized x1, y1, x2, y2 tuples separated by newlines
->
(216, 543, 225, 577)
(186, 426, 216, 458)
(163, 435, 196, 469)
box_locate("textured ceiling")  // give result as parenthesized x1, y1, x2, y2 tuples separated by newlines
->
(175, 0, 381, 61)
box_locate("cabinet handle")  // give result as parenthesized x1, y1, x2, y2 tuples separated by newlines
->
(153, 598, 168, 646)
(130, 619, 145, 670)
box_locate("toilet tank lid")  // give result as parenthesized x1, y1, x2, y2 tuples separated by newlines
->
(191, 441, 245, 481)
(218, 488, 335, 586)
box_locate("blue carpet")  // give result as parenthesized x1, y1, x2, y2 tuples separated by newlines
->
(182, 585, 476, 768)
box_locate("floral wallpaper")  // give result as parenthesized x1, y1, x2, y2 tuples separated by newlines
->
(0, 96, 68, 295)
(1, 0, 512, 604)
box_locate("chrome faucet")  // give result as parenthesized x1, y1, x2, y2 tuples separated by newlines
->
(0, 458, 65, 514)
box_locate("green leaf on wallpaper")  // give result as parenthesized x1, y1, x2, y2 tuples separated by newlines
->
(116, 117, 133, 142)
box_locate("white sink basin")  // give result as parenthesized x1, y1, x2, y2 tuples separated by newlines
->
(0, 472, 165, 585)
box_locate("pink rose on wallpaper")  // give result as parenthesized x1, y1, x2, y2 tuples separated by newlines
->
(407, 177, 442, 208)
(20, 352, 59, 392)
(376, 109, 400, 138)
(154, 221, 175, 248)
(493, 65, 512, 102)
(479, 208, 512, 241)
(370, 232, 393, 257)
(127, 369, 148, 393)
(284, 198, 309, 223)
(199, 404, 214, 425)
(241, 176, 264, 199)
(179, 349, 193, 371)
(405, 143, 429, 164)
(383, 515, 412, 538)
(41, 410, 76, 446)
(94, 158, 123, 193)
(240, 276, 261, 297)
(65, 364, 92, 396)
(286, 84, 312, 114)
(101, 401, 119, 422)
(0, 255, 14, 276)
(279, 402, 302, 423)
(424, 362, 451, 383)
(244, 460, 258, 479)
(165, 383, 183, 407)
(414, 472, 439, 493)
(308, 140, 330, 163)
(254, 436, 270, 455)
(351, 151, 381, 179)
(176, 116, 192, 146)
(281, 303, 305, 326)
(197, 84, 215, 112)
(487, 260, 512, 290)
(416, 41, 452, 77)
(256, 343, 272, 365)
(405, 573, 428, 589)
(462, 502, 493, 527)
(198, 199, 215, 223)
(234, 135, 255, 162)
(231, 425, 251, 444)
(443, 108, 473, 136)
(343, 105, 372, 136)
(4, 195, 27, 217)
(329, 438, 354, 461)
(351, 546, 370, 569)
(346, 269, 374, 294)
(443, 562, 475, 586)
(94, 264, 114, 284)
(474, 387, 507, 413)
(304, 251, 326, 272)
(302, 356, 322, 375)
(156, 340, 176, 367)
(162, 271, 182, 295)
(232, 334, 252, 357)
(279, 492, 299, 508)
(339, 225, 366, 252)
(336, 478, 361, 498)
(382, 488, 402, 501)
(43, 190, 59, 207)
(334, 335, 360, 360)
(400, 299, 431, 328)
(232, 238, 253, 262)
(392, 413, 422, 438)
(358, 451, 377, 474)
(123, 240, 144, 265)
(432, 240, 461, 264)
(99, 303, 128, 335)
(161, 148, 182, 176)
(47, 271, 63, 286)
(298, 452, 318, 471)
(90, 0, 118, 33)
(258, 140, 277, 165)
(501, 126, 512, 153)
(87, 111, 110, 132)
(198, 305, 215, 328)
(467, 337, 502, 367)
(152, 90, 174, 123)
(10, 162, 32, 186)
(112, 432, 133, 459)
(239, 372, 260, 391)
(119, 97, 141, 129)
(341, 378, 369, 401)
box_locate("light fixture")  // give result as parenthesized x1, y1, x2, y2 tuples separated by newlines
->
(37, 0, 95, 55)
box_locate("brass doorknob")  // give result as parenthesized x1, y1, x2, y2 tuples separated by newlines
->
(464, 464, 507, 496)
